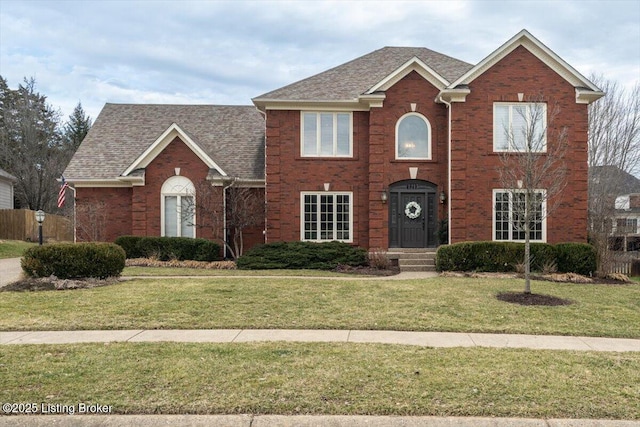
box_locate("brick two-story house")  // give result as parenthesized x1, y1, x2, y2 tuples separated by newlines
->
(64, 29, 603, 252)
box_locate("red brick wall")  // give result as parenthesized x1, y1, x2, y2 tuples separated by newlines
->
(76, 137, 266, 252)
(265, 109, 370, 246)
(75, 187, 132, 242)
(265, 71, 448, 249)
(450, 45, 589, 244)
(367, 71, 448, 248)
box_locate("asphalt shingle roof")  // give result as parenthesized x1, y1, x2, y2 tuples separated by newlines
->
(64, 104, 265, 181)
(253, 46, 474, 102)
(0, 168, 17, 181)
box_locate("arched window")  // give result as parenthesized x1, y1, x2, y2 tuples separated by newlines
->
(396, 113, 431, 160)
(161, 176, 195, 238)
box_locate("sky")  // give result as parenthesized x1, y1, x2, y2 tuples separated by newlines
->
(0, 0, 639, 122)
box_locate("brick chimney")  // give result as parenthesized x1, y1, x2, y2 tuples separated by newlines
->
(630, 194, 640, 209)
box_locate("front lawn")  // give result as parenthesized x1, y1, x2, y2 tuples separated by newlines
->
(1, 277, 638, 338)
(0, 239, 35, 259)
(1, 342, 638, 419)
(122, 266, 376, 277)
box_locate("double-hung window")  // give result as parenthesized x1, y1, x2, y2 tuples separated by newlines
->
(301, 112, 352, 157)
(301, 192, 352, 242)
(494, 103, 546, 152)
(494, 190, 545, 242)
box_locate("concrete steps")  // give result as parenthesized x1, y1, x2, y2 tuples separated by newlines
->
(386, 248, 437, 272)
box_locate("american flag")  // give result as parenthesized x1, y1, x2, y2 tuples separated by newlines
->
(57, 176, 69, 208)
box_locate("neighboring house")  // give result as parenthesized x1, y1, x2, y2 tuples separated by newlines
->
(0, 168, 17, 209)
(65, 29, 603, 251)
(589, 165, 640, 251)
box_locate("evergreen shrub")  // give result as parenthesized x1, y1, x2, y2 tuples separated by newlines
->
(114, 236, 221, 261)
(21, 243, 126, 279)
(554, 243, 597, 276)
(436, 241, 559, 273)
(237, 241, 368, 270)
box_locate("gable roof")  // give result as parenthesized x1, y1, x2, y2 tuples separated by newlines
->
(254, 30, 603, 109)
(252, 46, 473, 109)
(64, 104, 265, 183)
(590, 165, 640, 197)
(447, 29, 603, 103)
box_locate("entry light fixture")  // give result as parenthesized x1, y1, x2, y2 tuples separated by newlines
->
(381, 191, 388, 203)
(440, 191, 446, 204)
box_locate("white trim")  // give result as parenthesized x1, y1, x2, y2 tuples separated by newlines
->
(492, 189, 547, 243)
(395, 112, 432, 160)
(300, 191, 354, 243)
(300, 112, 353, 158)
(449, 30, 602, 102)
(71, 180, 135, 188)
(253, 99, 377, 112)
(122, 123, 227, 177)
(367, 57, 450, 94)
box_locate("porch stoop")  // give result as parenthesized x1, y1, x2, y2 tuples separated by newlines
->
(386, 248, 437, 272)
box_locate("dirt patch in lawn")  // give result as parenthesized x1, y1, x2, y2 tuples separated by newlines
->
(334, 264, 401, 276)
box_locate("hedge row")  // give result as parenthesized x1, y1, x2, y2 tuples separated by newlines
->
(237, 241, 368, 270)
(436, 241, 596, 276)
(22, 243, 126, 279)
(114, 236, 221, 261)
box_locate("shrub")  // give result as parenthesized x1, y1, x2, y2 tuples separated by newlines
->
(436, 241, 557, 273)
(237, 241, 368, 270)
(368, 248, 390, 270)
(22, 243, 126, 279)
(114, 236, 221, 261)
(555, 243, 596, 276)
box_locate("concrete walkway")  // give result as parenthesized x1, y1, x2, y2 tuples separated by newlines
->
(2, 328, 639, 351)
(0, 257, 22, 287)
(1, 414, 638, 427)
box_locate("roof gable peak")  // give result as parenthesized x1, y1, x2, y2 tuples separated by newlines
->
(449, 29, 603, 98)
(122, 122, 227, 177)
(366, 56, 450, 94)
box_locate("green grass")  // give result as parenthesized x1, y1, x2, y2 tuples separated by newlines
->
(0, 239, 34, 259)
(1, 342, 638, 418)
(123, 266, 368, 277)
(1, 277, 638, 338)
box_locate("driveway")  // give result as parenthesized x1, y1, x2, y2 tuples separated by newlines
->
(0, 257, 22, 287)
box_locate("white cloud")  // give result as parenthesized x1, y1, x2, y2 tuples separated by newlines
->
(1, 0, 638, 121)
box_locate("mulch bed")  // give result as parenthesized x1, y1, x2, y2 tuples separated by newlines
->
(334, 264, 401, 276)
(496, 291, 574, 306)
(1, 276, 123, 292)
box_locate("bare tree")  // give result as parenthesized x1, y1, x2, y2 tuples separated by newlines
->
(76, 200, 107, 242)
(185, 179, 264, 260)
(587, 75, 640, 274)
(496, 97, 568, 294)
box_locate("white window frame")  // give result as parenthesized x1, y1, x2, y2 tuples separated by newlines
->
(493, 102, 547, 153)
(492, 189, 547, 242)
(395, 112, 432, 160)
(300, 191, 353, 243)
(300, 112, 353, 157)
(161, 176, 196, 238)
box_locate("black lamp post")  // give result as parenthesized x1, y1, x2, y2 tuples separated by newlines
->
(35, 210, 45, 245)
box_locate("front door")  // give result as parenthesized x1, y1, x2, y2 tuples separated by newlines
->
(389, 180, 437, 248)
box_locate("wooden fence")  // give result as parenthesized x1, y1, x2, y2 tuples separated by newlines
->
(0, 209, 73, 242)
(609, 254, 640, 276)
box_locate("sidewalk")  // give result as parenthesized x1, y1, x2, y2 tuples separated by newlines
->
(2, 328, 639, 351)
(1, 414, 638, 427)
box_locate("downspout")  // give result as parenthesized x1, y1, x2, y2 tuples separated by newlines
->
(69, 185, 77, 243)
(437, 94, 452, 244)
(222, 178, 234, 259)
(256, 107, 267, 244)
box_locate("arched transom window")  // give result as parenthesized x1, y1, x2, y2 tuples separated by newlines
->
(161, 175, 195, 238)
(396, 113, 431, 160)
